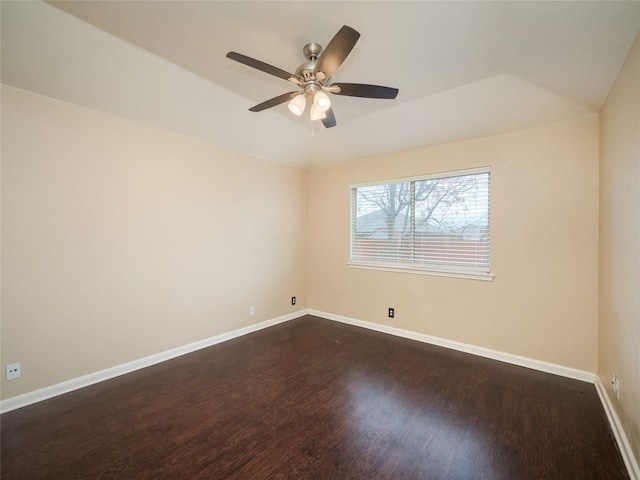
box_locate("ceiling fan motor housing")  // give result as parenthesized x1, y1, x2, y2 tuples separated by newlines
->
(296, 61, 316, 82)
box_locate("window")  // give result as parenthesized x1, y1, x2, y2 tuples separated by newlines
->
(350, 167, 491, 279)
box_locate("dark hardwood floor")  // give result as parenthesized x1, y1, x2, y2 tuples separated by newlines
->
(1, 315, 628, 479)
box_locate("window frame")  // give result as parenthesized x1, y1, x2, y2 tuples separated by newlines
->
(349, 167, 493, 281)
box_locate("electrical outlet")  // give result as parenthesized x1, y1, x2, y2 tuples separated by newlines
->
(249, 306, 255, 316)
(291, 296, 296, 306)
(612, 374, 620, 399)
(388, 307, 395, 318)
(6, 362, 21, 381)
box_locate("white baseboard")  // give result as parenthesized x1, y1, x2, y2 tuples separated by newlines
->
(595, 377, 640, 480)
(1, 310, 307, 414)
(307, 309, 596, 383)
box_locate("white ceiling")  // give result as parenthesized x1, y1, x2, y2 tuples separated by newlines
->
(2, 1, 639, 169)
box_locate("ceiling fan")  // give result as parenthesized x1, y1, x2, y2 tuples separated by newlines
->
(226, 25, 399, 128)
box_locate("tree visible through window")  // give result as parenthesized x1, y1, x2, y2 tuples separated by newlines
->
(350, 168, 490, 275)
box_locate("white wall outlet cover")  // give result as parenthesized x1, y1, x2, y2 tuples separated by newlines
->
(6, 363, 21, 381)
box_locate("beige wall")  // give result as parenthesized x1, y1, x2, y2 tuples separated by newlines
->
(599, 32, 640, 465)
(1, 85, 307, 399)
(0, 85, 602, 403)
(308, 115, 599, 372)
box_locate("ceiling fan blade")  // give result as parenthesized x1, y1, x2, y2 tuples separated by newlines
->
(321, 107, 337, 128)
(227, 51, 298, 83)
(313, 25, 360, 79)
(331, 83, 399, 99)
(249, 92, 299, 112)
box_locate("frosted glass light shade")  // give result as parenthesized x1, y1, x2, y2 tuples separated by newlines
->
(288, 94, 306, 116)
(313, 91, 331, 112)
(310, 103, 327, 121)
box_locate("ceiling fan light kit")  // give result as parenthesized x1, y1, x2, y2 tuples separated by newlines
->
(226, 25, 399, 129)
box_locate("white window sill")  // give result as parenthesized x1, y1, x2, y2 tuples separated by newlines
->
(347, 262, 494, 282)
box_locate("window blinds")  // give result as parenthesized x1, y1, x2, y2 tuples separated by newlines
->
(351, 168, 490, 275)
